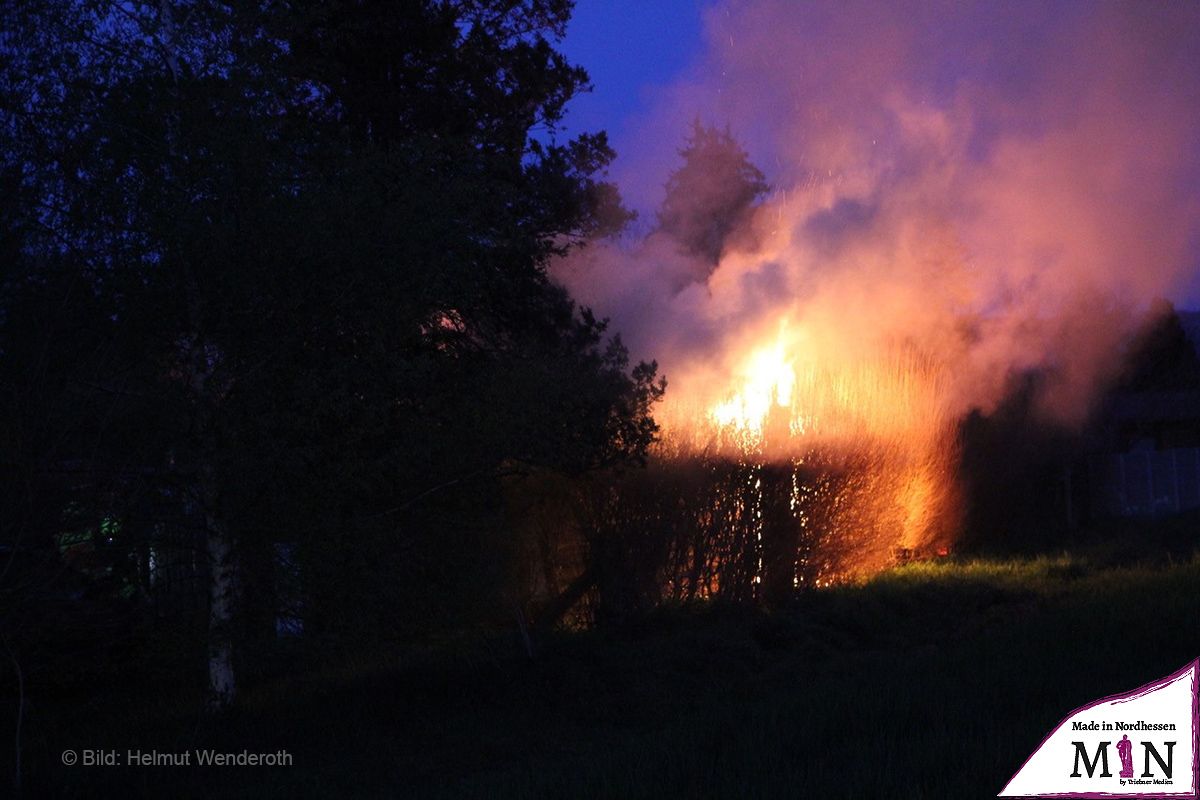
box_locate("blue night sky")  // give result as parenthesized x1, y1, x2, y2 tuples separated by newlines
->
(558, 0, 706, 140)
(555, 0, 717, 221)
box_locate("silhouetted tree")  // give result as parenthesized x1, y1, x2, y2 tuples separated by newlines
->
(1116, 299, 1200, 391)
(1, 0, 661, 717)
(657, 120, 768, 275)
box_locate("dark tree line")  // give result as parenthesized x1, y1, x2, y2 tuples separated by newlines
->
(0, 0, 662, 717)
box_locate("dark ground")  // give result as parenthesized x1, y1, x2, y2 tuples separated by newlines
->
(13, 517, 1200, 799)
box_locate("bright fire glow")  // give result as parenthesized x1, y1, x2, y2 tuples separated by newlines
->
(657, 316, 960, 584)
(711, 329, 796, 434)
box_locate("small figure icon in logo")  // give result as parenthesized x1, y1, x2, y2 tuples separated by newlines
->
(1117, 734, 1134, 778)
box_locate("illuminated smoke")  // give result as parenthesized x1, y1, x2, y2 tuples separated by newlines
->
(555, 1, 1200, 578)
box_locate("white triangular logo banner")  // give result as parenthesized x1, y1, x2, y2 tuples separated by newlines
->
(1000, 659, 1198, 797)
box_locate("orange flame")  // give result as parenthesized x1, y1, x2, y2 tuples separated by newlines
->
(658, 316, 959, 581)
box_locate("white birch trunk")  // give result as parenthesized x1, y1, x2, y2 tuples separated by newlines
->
(187, 324, 237, 712)
(153, 0, 236, 712)
(203, 462, 237, 711)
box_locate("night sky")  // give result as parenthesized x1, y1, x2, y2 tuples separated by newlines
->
(559, 0, 705, 146)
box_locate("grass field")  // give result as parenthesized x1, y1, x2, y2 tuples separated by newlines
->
(27, 533, 1200, 799)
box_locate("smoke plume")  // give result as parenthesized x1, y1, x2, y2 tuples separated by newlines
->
(557, 0, 1200, 431)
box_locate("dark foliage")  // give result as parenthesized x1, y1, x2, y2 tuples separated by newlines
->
(657, 119, 768, 272)
(0, 0, 663, 741)
(1116, 299, 1200, 392)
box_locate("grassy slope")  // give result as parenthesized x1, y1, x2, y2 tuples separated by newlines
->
(35, 551, 1200, 799)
